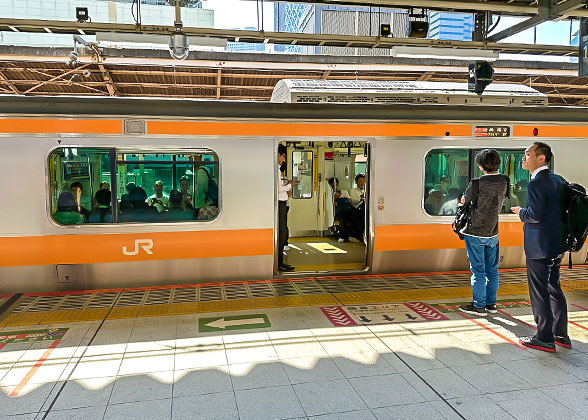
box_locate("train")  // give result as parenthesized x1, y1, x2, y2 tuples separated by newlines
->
(0, 80, 587, 293)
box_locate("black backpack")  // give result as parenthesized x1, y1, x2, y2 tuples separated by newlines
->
(562, 182, 588, 268)
(452, 179, 479, 240)
(199, 167, 218, 206)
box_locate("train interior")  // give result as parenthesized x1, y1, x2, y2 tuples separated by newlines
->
(279, 141, 369, 273)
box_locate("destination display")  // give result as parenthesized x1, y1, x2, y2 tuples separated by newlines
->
(474, 126, 511, 137)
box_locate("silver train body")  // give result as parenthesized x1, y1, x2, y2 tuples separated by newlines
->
(0, 92, 586, 293)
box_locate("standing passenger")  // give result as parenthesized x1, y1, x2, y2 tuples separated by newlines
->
(278, 145, 295, 272)
(349, 174, 366, 242)
(511, 142, 570, 352)
(459, 149, 509, 316)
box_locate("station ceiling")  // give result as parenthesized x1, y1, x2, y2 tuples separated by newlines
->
(0, 49, 586, 106)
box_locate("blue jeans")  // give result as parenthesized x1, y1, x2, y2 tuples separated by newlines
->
(464, 235, 499, 308)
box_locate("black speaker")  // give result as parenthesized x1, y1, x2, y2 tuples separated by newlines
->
(407, 21, 429, 38)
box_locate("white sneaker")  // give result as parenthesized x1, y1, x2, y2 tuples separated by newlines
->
(349, 237, 360, 243)
(337, 238, 345, 243)
(284, 245, 290, 251)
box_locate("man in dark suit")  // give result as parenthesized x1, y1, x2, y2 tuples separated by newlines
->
(511, 142, 570, 352)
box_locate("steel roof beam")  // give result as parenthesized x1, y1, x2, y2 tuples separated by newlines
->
(267, 0, 588, 17)
(0, 18, 577, 56)
(488, 0, 587, 42)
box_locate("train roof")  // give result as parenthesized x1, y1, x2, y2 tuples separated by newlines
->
(0, 94, 586, 125)
(270, 79, 547, 107)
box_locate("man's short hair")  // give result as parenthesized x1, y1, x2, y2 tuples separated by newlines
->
(533, 141, 553, 164)
(70, 181, 83, 192)
(277, 144, 287, 156)
(154, 180, 163, 186)
(355, 173, 365, 183)
(475, 149, 501, 172)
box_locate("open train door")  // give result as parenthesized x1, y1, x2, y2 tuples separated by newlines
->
(275, 140, 370, 274)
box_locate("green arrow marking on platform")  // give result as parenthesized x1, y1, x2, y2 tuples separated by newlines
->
(199, 314, 270, 332)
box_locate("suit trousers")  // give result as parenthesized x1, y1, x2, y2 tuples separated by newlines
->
(278, 201, 288, 266)
(526, 255, 568, 342)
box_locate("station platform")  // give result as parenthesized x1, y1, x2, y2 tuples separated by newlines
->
(1, 268, 588, 420)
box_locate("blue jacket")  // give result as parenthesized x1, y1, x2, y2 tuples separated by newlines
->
(518, 169, 566, 259)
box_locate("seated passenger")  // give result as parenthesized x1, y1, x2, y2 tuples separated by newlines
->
(163, 189, 193, 221)
(119, 187, 160, 222)
(100, 182, 110, 190)
(89, 189, 112, 223)
(147, 180, 169, 213)
(438, 188, 462, 216)
(425, 185, 447, 215)
(179, 176, 194, 211)
(53, 192, 85, 225)
(349, 174, 366, 242)
(70, 181, 90, 222)
(120, 182, 136, 211)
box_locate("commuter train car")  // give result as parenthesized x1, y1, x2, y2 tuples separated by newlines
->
(1, 80, 587, 293)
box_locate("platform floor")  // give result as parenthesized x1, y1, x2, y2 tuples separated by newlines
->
(1, 270, 588, 419)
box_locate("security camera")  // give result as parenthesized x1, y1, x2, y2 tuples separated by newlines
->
(169, 31, 189, 60)
(68, 51, 79, 67)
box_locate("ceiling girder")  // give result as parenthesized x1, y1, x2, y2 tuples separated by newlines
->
(0, 18, 577, 57)
(268, 0, 588, 17)
(488, 0, 587, 42)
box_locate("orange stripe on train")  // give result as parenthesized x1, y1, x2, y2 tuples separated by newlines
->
(148, 121, 472, 137)
(0, 119, 122, 134)
(374, 222, 524, 252)
(0, 229, 273, 267)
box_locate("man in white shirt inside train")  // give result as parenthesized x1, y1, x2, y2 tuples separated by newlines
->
(278, 145, 296, 272)
(349, 173, 366, 242)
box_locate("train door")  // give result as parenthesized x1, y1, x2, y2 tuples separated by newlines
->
(276, 141, 370, 273)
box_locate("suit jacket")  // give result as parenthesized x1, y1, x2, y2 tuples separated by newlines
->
(518, 169, 566, 259)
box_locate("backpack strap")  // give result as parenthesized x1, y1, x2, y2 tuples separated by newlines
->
(470, 179, 479, 206)
(504, 175, 511, 199)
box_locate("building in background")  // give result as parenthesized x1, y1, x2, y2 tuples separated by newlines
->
(274, 2, 309, 53)
(227, 26, 266, 52)
(428, 12, 473, 41)
(299, 5, 409, 56)
(0, 0, 212, 47)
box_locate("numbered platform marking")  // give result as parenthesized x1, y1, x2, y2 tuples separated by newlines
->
(0, 328, 68, 344)
(321, 302, 448, 326)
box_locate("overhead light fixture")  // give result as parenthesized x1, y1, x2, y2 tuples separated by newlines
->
(407, 8, 429, 38)
(391, 46, 499, 61)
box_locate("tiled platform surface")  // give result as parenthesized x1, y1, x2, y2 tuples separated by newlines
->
(2, 266, 588, 328)
(0, 270, 587, 419)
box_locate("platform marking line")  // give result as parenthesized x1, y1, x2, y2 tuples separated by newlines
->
(496, 309, 537, 331)
(568, 321, 588, 332)
(9, 339, 61, 397)
(456, 312, 527, 350)
(0, 343, 5, 351)
(571, 303, 588, 312)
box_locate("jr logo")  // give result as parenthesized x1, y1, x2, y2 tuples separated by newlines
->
(122, 239, 154, 256)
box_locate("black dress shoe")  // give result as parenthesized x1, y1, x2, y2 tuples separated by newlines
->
(554, 335, 572, 349)
(278, 264, 295, 272)
(458, 304, 487, 317)
(519, 335, 556, 353)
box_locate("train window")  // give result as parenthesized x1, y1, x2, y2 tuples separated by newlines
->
(472, 149, 552, 214)
(292, 150, 313, 199)
(48, 148, 112, 225)
(424, 149, 470, 216)
(116, 151, 219, 222)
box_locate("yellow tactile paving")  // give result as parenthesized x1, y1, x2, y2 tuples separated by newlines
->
(276, 296, 308, 307)
(137, 304, 170, 318)
(198, 300, 226, 313)
(40, 310, 77, 324)
(73, 308, 109, 322)
(379, 290, 411, 302)
(4, 312, 49, 326)
(107, 307, 140, 320)
(303, 294, 339, 305)
(168, 302, 198, 315)
(428, 287, 471, 299)
(253, 297, 283, 308)
(333, 292, 378, 304)
(402, 289, 443, 300)
(225, 299, 255, 311)
(498, 284, 529, 295)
